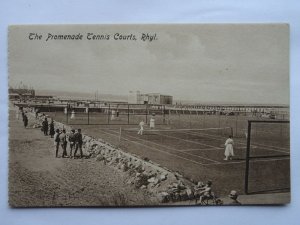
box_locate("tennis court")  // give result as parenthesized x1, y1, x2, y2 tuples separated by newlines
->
(48, 110, 290, 196)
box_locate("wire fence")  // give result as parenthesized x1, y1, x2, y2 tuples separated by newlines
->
(244, 120, 290, 194)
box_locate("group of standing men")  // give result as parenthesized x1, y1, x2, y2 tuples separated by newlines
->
(40, 116, 84, 158)
(16, 106, 28, 128)
(53, 127, 83, 158)
(16, 105, 84, 159)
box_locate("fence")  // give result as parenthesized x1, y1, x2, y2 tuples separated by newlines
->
(165, 110, 289, 138)
(65, 103, 167, 125)
(244, 120, 290, 194)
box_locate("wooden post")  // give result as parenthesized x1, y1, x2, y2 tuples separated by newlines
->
(145, 104, 148, 124)
(108, 104, 110, 124)
(66, 104, 68, 124)
(127, 104, 130, 124)
(87, 107, 90, 125)
(245, 121, 252, 194)
(119, 127, 122, 143)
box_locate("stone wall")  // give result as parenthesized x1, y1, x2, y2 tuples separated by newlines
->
(30, 110, 206, 204)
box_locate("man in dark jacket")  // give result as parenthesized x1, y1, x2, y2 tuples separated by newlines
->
(54, 129, 60, 158)
(49, 119, 55, 138)
(23, 113, 28, 128)
(74, 128, 83, 158)
(59, 129, 68, 158)
(68, 129, 76, 158)
(42, 118, 49, 136)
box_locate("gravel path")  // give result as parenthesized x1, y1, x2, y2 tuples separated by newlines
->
(9, 109, 156, 207)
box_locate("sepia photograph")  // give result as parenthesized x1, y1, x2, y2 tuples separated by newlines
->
(8, 24, 290, 207)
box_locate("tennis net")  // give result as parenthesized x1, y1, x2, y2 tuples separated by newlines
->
(120, 126, 233, 141)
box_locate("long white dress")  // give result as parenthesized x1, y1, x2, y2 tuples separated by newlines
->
(111, 110, 115, 120)
(150, 118, 155, 129)
(71, 110, 75, 119)
(224, 138, 234, 157)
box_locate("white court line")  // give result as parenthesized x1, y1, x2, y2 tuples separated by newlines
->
(97, 129, 209, 166)
(206, 157, 290, 166)
(191, 131, 289, 151)
(180, 147, 223, 152)
(98, 129, 289, 167)
(156, 132, 223, 149)
(184, 130, 289, 154)
(107, 129, 220, 164)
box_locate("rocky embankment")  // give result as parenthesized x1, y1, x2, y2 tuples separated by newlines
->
(32, 112, 208, 204)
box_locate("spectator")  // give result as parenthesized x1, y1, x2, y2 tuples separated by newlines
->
(59, 129, 68, 158)
(42, 118, 49, 136)
(195, 181, 213, 204)
(74, 129, 83, 158)
(68, 129, 76, 158)
(54, 129, 60, 158)
(23, 113, 28, 128)
(228, 190, 241, 205)
(49, 119, 55, 138)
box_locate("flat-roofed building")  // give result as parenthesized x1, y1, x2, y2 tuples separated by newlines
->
(128, 91, 173, 105)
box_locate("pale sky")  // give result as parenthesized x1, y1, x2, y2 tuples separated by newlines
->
(9, 24, 289, 104)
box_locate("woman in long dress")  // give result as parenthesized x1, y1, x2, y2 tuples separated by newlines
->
(224, 135, 234, 160)
(149, 116, 155, 129)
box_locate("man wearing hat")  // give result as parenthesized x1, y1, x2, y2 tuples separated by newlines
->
(228, 190, 241, 205)
(68, 129, 76, 158)
(74, 128, 83, 158)
(59, 129, 68, 158)
(53, 129, 60, 158)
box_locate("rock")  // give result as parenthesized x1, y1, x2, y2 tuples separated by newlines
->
(178, 182, 186, 190)
(134, 173, 149, 188)
(106, 157, 112, 162)
(159, 174, 167, 181)
(179, 190, 188, 201)
(174, 172, 183, 179)
(158, 192, 170, 203)
(186, 188, 193, 197)
(96, 155, 104, 161)
(120, 164, 129, 172)
(147, 177, 159, 185)
(140, 185, 147, 189)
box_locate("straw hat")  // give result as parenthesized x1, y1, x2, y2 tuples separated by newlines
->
(229, 190, 238, 197)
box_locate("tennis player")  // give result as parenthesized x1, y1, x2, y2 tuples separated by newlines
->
(111, 109, 115, 120)
(138, 120, 145, 135)
(150, 115, 155, 129)
(224, 135, 234, 160)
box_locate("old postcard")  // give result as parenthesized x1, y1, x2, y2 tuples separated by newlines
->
(8, 24, 290, 207)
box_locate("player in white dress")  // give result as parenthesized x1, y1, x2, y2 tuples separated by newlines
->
(150, 116, 155, 129)
(224, 135, 234, 160)
(138, 120, 145, 135)
(70, 110, 75, 119)
(111, 109, 115, 120)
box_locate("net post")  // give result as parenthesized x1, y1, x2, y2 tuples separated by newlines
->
(163, 105, 166, 124)
(230, 127, 233, 137)
(245, 120, 252, 195)
(119, 127, 122, 143)
(145, 104, 148, 124)
(235, 113, 238, 137)
(66, 103, 69, 124)
(127, 104, 130, 124)
(87, 106, 90, 125)
(108, 104, 110, 124)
